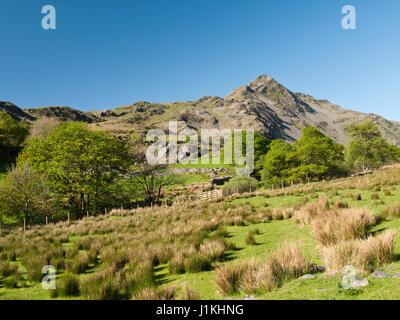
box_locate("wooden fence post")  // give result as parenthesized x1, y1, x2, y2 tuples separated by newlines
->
(67, 212, 70, 225)
(23, 218, 26, 232)
(46, 216, 48, 226)
(0, 222, 2, 236)
(86, 209, 89, 219)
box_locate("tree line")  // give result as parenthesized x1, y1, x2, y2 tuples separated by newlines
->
(0, 111, 399, 227)
(0, 116, 177, 226)
(256, 121, 400, 188)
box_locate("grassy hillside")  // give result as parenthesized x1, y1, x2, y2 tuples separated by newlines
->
(1, 168, 400, 300)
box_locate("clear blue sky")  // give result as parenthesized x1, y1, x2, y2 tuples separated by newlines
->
(1, 0, 399, 120)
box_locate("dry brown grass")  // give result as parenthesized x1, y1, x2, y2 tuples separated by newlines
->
(311, 208, 375, 247)
(133, 286, 177, 300)
(321, 229, 396, 273)
(215, 241, 310, 295)
(293, 197, 329, 226)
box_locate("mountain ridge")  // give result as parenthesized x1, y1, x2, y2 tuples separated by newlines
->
(1, 75, 399, 145)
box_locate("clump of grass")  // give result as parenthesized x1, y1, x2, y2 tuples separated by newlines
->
(232, 216, 245, 226)
(215, 242, 310, 295)
(272, 208, 284, 220)
(215, 261, 247, 295)
(66, 252, 90, 274)
(264, 241, 310, 285)
(334, 200, 348, 209)
(0, 261, 18, 278)
(133, 286, 176, 300)
(23, 255, 48, 282)
(180, 283, 200, 300)
(245, 229, 259, 246)
(383, 188, 392, 196)
(311, 208, 375, 247)
(294, 197, 330, 226)
(51, 273, 80, 298)
(321, 229, 395, 273)
(353, 192, 362, 201)
(184, 254, 212, 273)
(168, 254, 185, 274)
(199, 239, 226, 262)
(3, 275, 20, 288)
(371, 192, 380, 200)
(388, 202, 400, 218)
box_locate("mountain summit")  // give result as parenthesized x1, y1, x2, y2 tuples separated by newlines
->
(2, 75, 400, 145)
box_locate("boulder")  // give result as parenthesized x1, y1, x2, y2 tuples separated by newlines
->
(371, 270, 392, 279)
(298, 274, 315, 279)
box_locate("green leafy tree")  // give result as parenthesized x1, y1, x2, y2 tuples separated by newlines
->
(127, 139, 181, 203)
(346, 121, 398, 172)
(0, 112, 28, 161)
(288, 127, 344, 182)
(260, 139, 294, 187)
(260, 128, 345, 187)
(18, 122, 129, 218)
(0, 164, 59, 225)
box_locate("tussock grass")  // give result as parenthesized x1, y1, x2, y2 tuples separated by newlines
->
(311, 208, 375, 246)
(321, 229, 395, 273)
(215, 242, 310, 296)
(133, 286, 177, 300)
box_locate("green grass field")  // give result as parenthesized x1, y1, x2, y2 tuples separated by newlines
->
(2, 169, 400, 300)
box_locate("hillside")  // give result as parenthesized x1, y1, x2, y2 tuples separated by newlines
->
(2, 166, 400, 300)
(1, 75, 400, 144)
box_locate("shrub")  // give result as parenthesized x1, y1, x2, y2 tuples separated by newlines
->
(223, 176, 259, 194)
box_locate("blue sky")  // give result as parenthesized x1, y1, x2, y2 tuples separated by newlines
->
(1, 0, 399, 120)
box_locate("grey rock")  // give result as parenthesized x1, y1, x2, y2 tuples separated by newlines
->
(352, 277, 369, 288)
(236, 294, 260, 300)
(371, 270, 392, 279)
(298, 274, 315, 279)
(393, 272, 400, 278)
